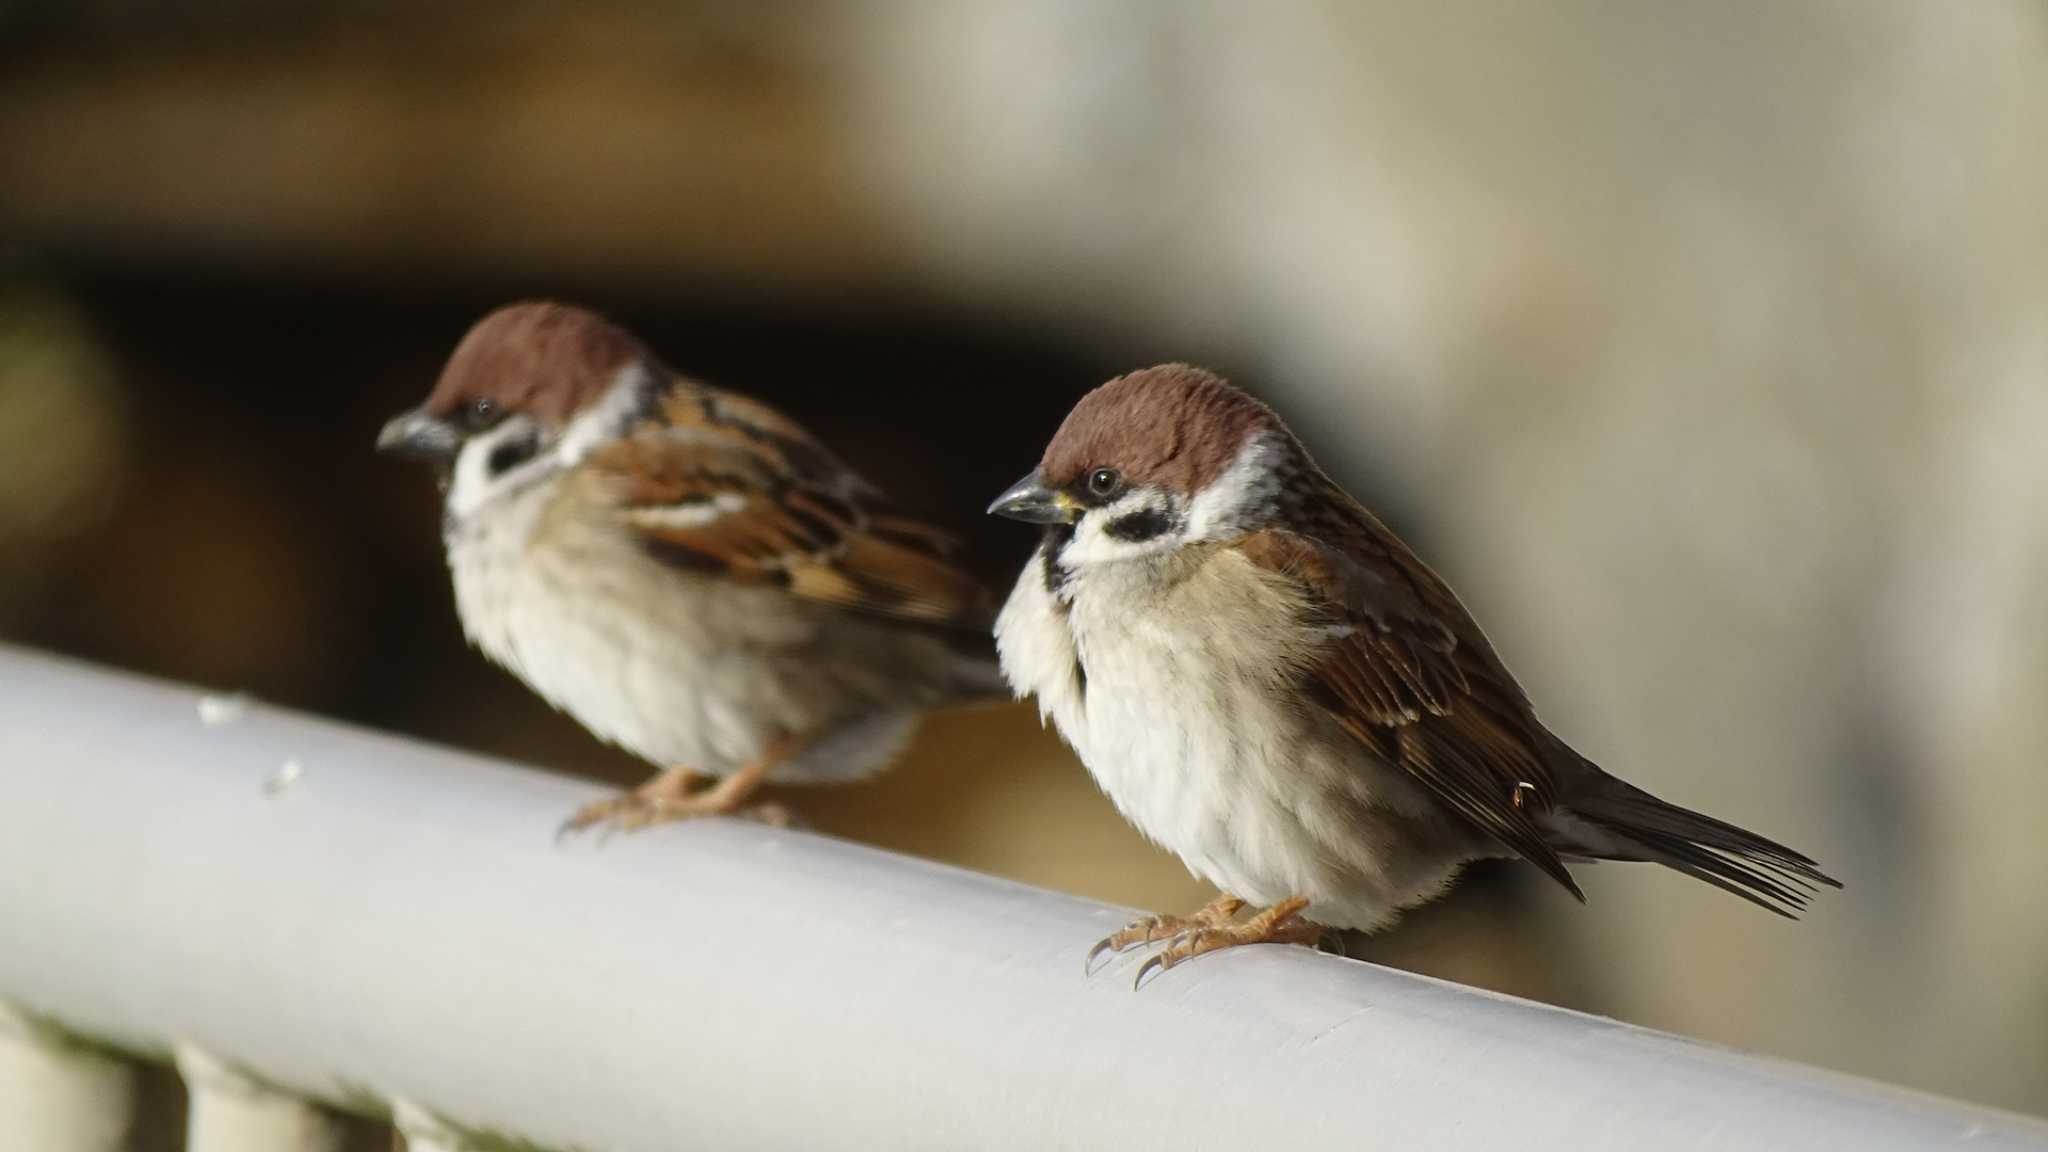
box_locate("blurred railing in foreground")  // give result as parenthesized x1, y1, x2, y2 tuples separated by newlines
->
(1, 645, 2044, 1152)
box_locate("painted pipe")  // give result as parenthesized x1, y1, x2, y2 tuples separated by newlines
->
(0, 645, 2042, 1151)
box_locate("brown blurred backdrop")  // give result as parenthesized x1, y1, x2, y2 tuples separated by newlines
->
(2, 0, 2044, 1121)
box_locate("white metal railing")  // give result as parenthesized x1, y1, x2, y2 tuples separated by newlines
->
(1, 643, 2044, 1151)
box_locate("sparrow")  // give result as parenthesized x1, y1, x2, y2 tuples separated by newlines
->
(378, 301, 1000, 832)
(989, 364, 1838, 981)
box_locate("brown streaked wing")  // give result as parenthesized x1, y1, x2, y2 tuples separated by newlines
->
(662, 385, 861, 489)
(587, 393, 992, 631)
(1239, 524, 1583, 900)
(663, 382, 976, 566)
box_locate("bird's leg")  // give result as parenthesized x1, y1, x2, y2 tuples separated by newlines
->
(1134, 896, 1325, 986)
(558, 764, 709, 837)
(557, 732, 811, 836)
(614, 732, 810, 831)
(1087, 892, 1246, 968)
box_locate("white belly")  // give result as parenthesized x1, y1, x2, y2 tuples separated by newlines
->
(996, 546, 1483, 931)
(444, 486, 917, 782)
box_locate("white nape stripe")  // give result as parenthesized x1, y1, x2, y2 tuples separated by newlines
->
(557, 362, 657, 467)
(1182, 430, 1285, 542)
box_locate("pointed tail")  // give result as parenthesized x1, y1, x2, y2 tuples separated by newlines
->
(1555, 769, 1841, 918)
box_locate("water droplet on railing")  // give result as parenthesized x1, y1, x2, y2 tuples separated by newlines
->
(265, 760, 304, 794)
(197, 692, 252, 727)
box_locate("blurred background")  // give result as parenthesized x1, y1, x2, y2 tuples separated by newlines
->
(2, 0, 2044, 1130)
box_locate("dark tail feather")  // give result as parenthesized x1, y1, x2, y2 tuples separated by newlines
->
(1559, 773, 1841, 919)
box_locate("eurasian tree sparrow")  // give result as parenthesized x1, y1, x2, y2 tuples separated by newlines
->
(990, 365, 1837, 980)
(379, 301, 999, 831)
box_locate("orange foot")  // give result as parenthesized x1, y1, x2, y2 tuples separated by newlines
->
(1087, 893, 1246, 970)
(558, 735, 806, 837)
(1096, 896, 1325, 988)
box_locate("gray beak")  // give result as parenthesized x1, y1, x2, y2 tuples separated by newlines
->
(376, 408, 462, 463)
(986, 471, 1078, 525)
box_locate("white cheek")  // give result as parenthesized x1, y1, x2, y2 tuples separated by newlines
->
(443, 366, 654, 524)
(1058, 490, 1183, 567)
(445, 417, 550, 522)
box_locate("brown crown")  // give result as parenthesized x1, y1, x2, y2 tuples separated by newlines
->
(1040, 364, 1280, 494)
(425, 301, 651, 429)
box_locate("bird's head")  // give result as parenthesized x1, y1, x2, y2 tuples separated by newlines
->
(988, 364, 1298, 569)
(377, 301, 658, 521)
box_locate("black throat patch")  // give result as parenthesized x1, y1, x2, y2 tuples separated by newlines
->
(1039, 523, 1077, 598)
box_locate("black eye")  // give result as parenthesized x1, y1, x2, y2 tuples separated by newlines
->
(466, 397, 500, 430)
(1086, 468, 1122, 499)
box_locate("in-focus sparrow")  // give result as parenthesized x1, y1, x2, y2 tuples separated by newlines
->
(990, 365, 1837, 980)
(379, 301, 999, 831)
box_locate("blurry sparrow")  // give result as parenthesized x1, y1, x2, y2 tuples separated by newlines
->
(990, 365, 1837, 980)
(379, 301, 999, 831)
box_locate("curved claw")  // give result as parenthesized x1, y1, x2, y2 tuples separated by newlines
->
(1128, 897, 1322, 988)
(1085, 936, 1114, 972)
(1134, 951, 1170, 989)
(556, 800, 618, 843)
(1084, 918, 1155, 974)
(1086, 899, 1246, 979)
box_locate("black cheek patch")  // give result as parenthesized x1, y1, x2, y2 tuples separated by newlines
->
(485, 434, 539, 477)
(1103, 508, 1175, 542)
